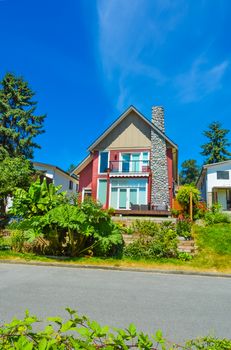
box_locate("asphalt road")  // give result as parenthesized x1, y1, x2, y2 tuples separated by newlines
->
(0, 263, 231, 343)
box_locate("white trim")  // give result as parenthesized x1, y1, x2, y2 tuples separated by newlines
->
(82, 187, 92, 202)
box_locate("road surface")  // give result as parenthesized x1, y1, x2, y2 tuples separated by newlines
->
(0, 263, 231, 343)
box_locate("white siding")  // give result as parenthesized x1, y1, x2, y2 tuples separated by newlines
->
(207, 163, 231, 192)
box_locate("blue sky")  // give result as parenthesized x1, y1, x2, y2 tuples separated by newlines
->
(1, 0, 230, 170)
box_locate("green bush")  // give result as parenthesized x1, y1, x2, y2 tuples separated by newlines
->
(176, 184, 200, 219)
(0, 309, 230, 349)
(123, 221, 178, 260)
(132, 219, 160, 236)
(8, 201, 124, 258)
(204, 211, 231, 225)
(176, 219, 192, 239)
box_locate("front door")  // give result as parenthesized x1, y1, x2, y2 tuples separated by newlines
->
(217, 189, 227, 210)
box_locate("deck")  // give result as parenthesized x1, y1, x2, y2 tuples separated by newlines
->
(114, 209, 170, 217)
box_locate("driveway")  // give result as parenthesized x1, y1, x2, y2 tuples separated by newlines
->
(0, 263, 231, 343)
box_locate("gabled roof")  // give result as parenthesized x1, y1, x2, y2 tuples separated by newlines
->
(71, 105, 178, 175)
(88, 105, 178, 151)
(33, 161, 78, 181)
(196, 159, 231, 187)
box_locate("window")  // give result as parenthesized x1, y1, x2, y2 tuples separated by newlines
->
(98, 179, 107, 205)
(76, 183, 79, 192)
(69, 180, 73, 190)
(99, 151, 109, 173)
(83, 188, 92, 201)
(217, 171, 229, 180)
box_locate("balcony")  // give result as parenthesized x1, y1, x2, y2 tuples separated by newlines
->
(109, 160, 150, 176)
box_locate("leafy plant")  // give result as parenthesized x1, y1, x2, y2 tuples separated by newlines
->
(124, 221, 178, 260)
(176, 219, 192, 239)
(10, 178, 67, 218)
(204, 204, 231, 225)
(176, 185, 200, 219)
(1, 308, 230, 349)
(132, 219, 160, 237)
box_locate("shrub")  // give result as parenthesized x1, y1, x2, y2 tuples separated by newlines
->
(204, 204, 231, 225)
(176, 219, 192, 239)
(8, 201, 124, 258)
(176, 184, 200, 219)
(123, 222, 178, 260)
(0, 309, 230, 349)
(132, 219, 160, 236)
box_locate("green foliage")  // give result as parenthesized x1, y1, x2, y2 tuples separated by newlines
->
(0, 72, 45, 159)
(10, 178, 67, 218)
(179, 159, 200, 185)
(186, 336, 231, 349)
(124, 221, 178, 260)
(9, 200, 123, 258)
(0, 156, 33, 215)
(178, 252, 193, 261)
(132, 219, 160, 237)
(0, 309, 230, 349)
(204, 204, 231, 225)
(200, 121, 231, 164)
(195, 224, 231, 256)
(176, 184, 200, 218)
(176, 219, 192, 239)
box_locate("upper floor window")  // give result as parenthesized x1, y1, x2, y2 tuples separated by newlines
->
(99, 151, 109, 173)
(217, 171, 229, 180)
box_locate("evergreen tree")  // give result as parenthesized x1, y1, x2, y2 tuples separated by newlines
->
(179, 159, 200, 185)
(201, 121, 231, 164)
(0, 73, 45, 159)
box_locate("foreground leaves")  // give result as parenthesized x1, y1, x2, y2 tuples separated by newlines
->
(0, 309, 230, 349)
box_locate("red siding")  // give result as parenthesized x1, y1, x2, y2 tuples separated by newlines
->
(79, 161, 93, 194)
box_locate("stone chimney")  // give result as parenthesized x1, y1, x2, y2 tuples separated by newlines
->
(150, 105, 170, 208)
(152, 106, 165, 132)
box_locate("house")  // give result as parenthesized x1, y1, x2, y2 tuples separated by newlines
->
(71, 105, 178, 214)
(33, 162, 79, 195)
(197, 160, 231, 211)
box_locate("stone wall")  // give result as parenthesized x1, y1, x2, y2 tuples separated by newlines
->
(151, 106, 170, 208)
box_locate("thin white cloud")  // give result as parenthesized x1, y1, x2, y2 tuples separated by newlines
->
(96, 0, 187, 110)
(176, 58, 229, 103)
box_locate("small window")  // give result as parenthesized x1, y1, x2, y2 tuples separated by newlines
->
(69, 180, 73, 190)
(99, 151, 109, 173)
(217, 171, 229, 180)
(83, 188, 92, 201)
(76, 183, 79, 192)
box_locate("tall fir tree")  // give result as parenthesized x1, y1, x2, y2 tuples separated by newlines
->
(0, 73, 45, 159)
(201, 121, 231, 164)
(179, 159, 200, 185)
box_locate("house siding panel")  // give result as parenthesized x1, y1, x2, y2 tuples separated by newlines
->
(96, 111, 151, 150)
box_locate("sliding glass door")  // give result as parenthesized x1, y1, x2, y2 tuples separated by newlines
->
(110, 179, 147, 209)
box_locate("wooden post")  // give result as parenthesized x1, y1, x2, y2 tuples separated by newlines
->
(190, 191, 193, 221)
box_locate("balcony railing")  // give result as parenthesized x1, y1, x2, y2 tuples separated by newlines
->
(109, 160, 150, 174)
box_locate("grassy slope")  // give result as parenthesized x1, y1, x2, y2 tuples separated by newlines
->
(1, 223, 231, 273)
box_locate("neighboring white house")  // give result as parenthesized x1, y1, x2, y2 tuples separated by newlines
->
(33, 162, 79, 196)
(197, 160, 231, 211)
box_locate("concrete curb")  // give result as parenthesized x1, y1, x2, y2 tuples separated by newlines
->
(0, 259, 231, 278)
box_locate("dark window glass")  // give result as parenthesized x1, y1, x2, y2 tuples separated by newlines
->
(76, 183, 79, 192)
(217, 171, 229, 180)
(69, 180, 73, 190)
(99, 152, 108, 173)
